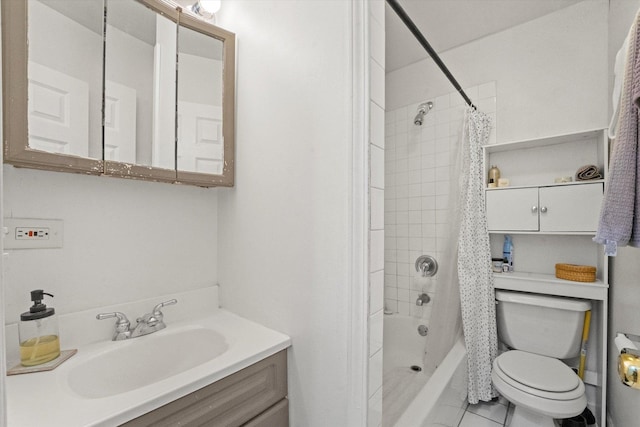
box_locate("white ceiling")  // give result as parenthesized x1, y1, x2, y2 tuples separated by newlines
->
(385, 0, 585, 72)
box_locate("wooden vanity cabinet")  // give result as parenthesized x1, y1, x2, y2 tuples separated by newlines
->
(121, 350, 288, 427)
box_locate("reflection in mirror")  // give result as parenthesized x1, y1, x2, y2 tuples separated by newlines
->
(177, 25, 224, 175)
(27, 0, 103, 159)
(104, 0, 176, 169)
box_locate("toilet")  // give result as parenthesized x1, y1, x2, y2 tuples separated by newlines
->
(492, 290, 591, 427)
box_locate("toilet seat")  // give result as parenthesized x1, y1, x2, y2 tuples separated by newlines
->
(492, 350, 586, 421)
(494, 350, 584, 400)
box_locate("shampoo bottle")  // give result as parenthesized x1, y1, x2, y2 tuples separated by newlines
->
(19, 290, 60, 366)
(488, 166, 501, 185)
(503, 235, 514, 272)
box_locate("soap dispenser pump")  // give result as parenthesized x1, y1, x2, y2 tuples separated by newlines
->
(19, 290, 61, 366)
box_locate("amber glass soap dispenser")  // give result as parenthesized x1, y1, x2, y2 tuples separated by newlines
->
(19, 290, 60, 366)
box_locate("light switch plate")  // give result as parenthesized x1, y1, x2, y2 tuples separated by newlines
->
(3, 218, 63, 249)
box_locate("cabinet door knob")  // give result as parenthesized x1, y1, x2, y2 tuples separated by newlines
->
(540, 206, 548, 213)
(531, 206, 538, 213)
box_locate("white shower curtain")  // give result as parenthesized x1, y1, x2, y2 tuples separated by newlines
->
(457, 108, 498, 404)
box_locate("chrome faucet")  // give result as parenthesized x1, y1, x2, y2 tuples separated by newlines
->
(96, 311, 131, 341)
(415, 255, 438, 277)
(97, 299, 177, 341)
(131, 299, 177, 338)
(416, 293, 431, 306)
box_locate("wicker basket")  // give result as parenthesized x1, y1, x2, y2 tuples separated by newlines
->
(555, 263, 597, 282)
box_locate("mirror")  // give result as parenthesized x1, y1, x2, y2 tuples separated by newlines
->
(2, 0, 104, 173)
(103, 0, 178, 182)
(103, 0, 177, 182)
(177, 25, 224, 175)
(176, 13, 235, 187)
(2, 0, 235, 186)
(28, 0, 103, 159)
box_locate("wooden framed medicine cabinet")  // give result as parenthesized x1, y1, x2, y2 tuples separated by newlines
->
(1, 0, 235, 187)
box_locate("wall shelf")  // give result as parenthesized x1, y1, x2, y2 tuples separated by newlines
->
(482, 129, 605, 153)
(486, 180, 605, 192)
(489, 231, 597, 236)
(493, 272, 608, 301)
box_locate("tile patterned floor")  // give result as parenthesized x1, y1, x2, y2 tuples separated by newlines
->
(459, 398, 512, 427)
(460, 400, 575, 427)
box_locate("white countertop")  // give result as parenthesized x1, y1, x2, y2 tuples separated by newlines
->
(6, 287, 291, 427)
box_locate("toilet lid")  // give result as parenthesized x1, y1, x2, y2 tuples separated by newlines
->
(495, 350, 580, 393)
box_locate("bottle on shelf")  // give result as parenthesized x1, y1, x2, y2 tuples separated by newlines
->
(488, 165, 501, 188)
(502, 235, 514, 272)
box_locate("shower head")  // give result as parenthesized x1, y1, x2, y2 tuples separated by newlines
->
(414, 101, 434, 126)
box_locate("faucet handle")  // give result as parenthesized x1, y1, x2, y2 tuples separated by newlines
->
(152, 299, 177, 317)
(96, 311, 130, 326)
(96, 312, 131, 340)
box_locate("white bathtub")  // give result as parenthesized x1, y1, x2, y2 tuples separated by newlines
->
(384, 314, 467, 427)
(383, 313, 428, 375)
(394, 336, 467, 427)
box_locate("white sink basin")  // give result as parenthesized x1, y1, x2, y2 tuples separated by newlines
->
(7, 288, 291, 427)
(67, 326, 228, 398)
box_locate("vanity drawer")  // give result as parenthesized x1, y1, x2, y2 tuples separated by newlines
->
(121, 350, 288, 427)
(243, 398, 289, 427)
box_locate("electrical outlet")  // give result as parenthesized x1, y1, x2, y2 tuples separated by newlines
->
(3, 218, 63, 249)
(16, 227, 50, 240)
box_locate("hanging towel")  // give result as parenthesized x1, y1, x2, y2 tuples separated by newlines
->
(610, 34, 630, 139)
(594, 9, 640, 255)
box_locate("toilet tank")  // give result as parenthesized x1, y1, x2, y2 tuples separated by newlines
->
(495, 290, 591, 359)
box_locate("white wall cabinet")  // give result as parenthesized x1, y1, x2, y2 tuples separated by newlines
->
(483, 129, 609, 427)
(487, 183, 603, 233)
(486, 187, 538, 231)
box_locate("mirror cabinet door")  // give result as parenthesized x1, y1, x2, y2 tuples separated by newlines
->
(176, 15, 235, 187)
(103, 0, 177, 182)
(2, 0, 104, 173)
(177, 26, 224, 175)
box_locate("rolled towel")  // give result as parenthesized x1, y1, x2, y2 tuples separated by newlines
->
(575, 164, 603, 181)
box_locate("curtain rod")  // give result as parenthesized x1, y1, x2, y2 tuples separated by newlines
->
(386, 0, 476, 110)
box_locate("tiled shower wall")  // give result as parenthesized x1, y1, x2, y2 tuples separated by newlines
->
(383, 82, 497, 325)
(368, 2, 386, 426)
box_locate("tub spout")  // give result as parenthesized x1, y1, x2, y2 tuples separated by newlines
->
(416, 293, 430, 306)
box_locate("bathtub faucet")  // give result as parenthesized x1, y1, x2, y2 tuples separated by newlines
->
(416, 293, 431, 306)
